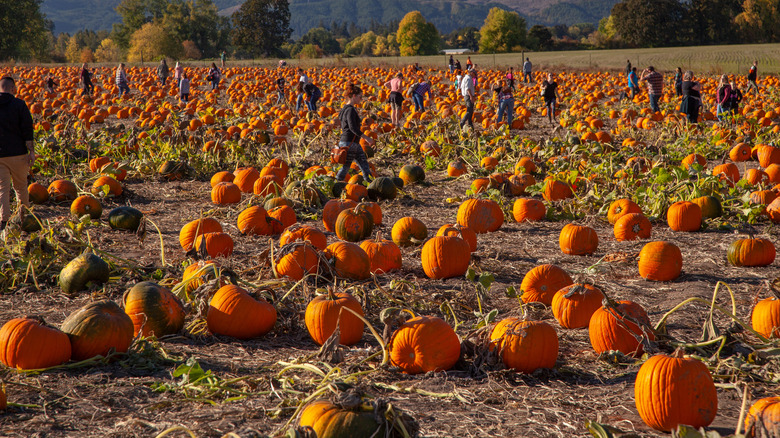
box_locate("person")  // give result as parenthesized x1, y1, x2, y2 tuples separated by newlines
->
(45, 76, 57, 94)
(506, 67, 515, 90)
(157, 59, 169, 86)
(179, 73, 190, 103)
(220, 50, 226, 68)
(115, 63, 129, 97)
(460, 68, 476, 131)
(412, 79, 432, 112)
(680, 70, 701, 124)
(0, 76, 34, 233)
(412, 62, 421, 72)
(448, 55, 455, 74)
(495, 80, 514, 127)
(523, 58, 533, 83)
(729, 80, 743, 117)
(628, 67, 639, 98)
(174, 61, 183, 87)
(384, 72, 403, 126)
(454, 69, 463, 89)
(296, 68, 309, 111)
(335, 82, 375, 183)
(715, 74, 732, 122)
(541, 73, 559, 125)
(279, 59, 287, 68)
(455, 59, 462, 72)
(207, 63, 221, 91)
(276, 72, 286, 105)
(747, 60, 758, 94)
(625, 60, 632, 76)
(303, 81, 322, 112)
(638, 66, 663, 113)
(673, 67, 683, 97)
(466, 56, 473, 71)
(80, 63, 93, 96)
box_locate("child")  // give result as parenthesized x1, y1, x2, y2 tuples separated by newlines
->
(45, 76, 57, 93)
(179, 74, 190, 103)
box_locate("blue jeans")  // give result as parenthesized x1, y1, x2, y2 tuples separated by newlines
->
(524, 72, 531, 83)
(649, 94, 660, 112)
(412, 93, 424, 111)
(449, 65, 455, 74)
(306, 96, 319, 112)
(545, 99, 556, 122)
(716, 104, 730, 121)
(117, 83, 130, 96)
(460, 96, 474, 129)
(497, 98, 514, 126)
(335, 141, 372, 181)
(296, 93, 304, 111)
(211, 78, 220, 90)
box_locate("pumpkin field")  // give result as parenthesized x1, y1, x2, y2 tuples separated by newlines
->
(2, 62, 780, 438)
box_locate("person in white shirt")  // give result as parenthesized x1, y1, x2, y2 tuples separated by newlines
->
(460, 69, 476, 130)
(454, 70, 462, 89)
(296, 68, 309, 111)
(523, 58, 532, 83)
(179, 74, 190, 103)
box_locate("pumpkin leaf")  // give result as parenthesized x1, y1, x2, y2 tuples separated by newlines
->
(672, 424, 727, 438)
(504, 286, 517, 298)
(585, 420, 622, 438)
(465, 267, 476, 282)
(478, 272, 495, 290)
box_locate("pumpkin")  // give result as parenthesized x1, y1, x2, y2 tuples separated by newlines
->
(635, 351, 718, 432)
(0, 317, 72, 370)
(91, 176, 122, 197)
(70, 195, 102, 219)
(447, 159, 467, 177)
(768, 197, 780, 224)
(274, 243, 321, 280)
(456, 198, 504, 233)
(61, 300, 134, 360)
(589, 300, 654, 356)
(367, 177, 397, 200)
(360, 236, 402, 274)
(388, 315, 460, 374)
(399, 164, 425, 184)
(233, 167, 260, 193)
(515, 156, 537, 174)
(194, 232, 234, 258)
(211, 182, 242, 205)
(712, 162, 740, 186)
(667, 201, 702, 232)
(512, 198, 546, 222)
(559, 224, 598, 256)
(520, 264, 573, 305)
(253, 175, 283, 197)
(179, 218, 223, 251)
(681, 153, 706, 169)
(59, 252, 111, 294)
(342, 183, 369, 202)
(421, 235, 471, 279)
(207, 284, 276, 339)
(158, 160, 187, 180)
(305, 290, 365, 346)
(391, 217, 428, 246)
(107, 206, 144, 231)
(728, 237, 776, 267)
(237, 206, 273, 235)
(324, 241, 370, 280)
(356, 201, 382, 225)
(489, 318, 558, 373)
(436, 224, 477, 253)
(638, 241, 683, 281)
(210, 170, 235, 187)
(47, 179, 78, 203)
(691, 195, 722, 219)
(745, 397, 780, 438)
(123, 281, 186, 337)
(279, 224, 327, 250)
(607, 199, 642, 224)
(264, 196, 293, 211)
(28, 182, 49, 204)
(267, 205, 297, 234)
(551, 283, 604, 329)
(335, 206, 374, 242)
(322, 199, 358, 232)
(542, 178, 572, 201)
(752, 295, 780, 339)
(181, 260, 220, 293)
(298, 399, 416, 438)
(613, 213, 651, 241)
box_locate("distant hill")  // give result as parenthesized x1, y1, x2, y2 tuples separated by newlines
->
(42, 0, 618, 36)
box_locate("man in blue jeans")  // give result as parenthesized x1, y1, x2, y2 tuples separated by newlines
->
(460, 69, 476, 130)
(412, 80, 432, 112)
(522, 58, 532, 83)
(639, 66, 663, 113)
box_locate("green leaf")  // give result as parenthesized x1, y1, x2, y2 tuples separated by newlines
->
(465, 267, 476, 282)
(478, 272, 495, 290)
(505, 286, 517, 298)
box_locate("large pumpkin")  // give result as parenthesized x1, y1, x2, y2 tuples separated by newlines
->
(274, 243, 321, 280)
(745, 397, 780, 438)
(390, 217, 427, 246)
(752, 296, 780, 339)
(0, 318, 72, 369)
(638, 241, 683, 281)
(305, 291, 365, 346)
(61, 300, 134, 360)
(635, 351, 717, 432)
(324, 241, 370, 280)
(551, 283, 604, 329)
(559, 224, 598, 256)
(360, 236, 402, 274)
(589, 300, 654, 356)
(123, 281, 186, 337)
(388, 315, 460, 374)
(59, 252, 111, 295)
(179, 218, 223, 251)
(667, 201, 702, 232)
(520, 264, 573, 305)
(456, 199, 504, 233)
(207, 284, 276, 339)
(728, 237, 776, 267)
(421, 235, 471, 280)
(489, 318, 558, 373)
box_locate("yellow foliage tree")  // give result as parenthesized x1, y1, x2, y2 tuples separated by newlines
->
(95, 39, 122, 63)
(127, 22, 181, 62)
(396, 11, 439, 56)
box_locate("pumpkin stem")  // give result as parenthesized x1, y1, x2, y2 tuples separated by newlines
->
(326, 286, 337, 301)
(671, 348, 685, 359)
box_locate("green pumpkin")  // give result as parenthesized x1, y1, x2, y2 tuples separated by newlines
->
(727, 238, 776, 267)
(299, 399, 417, 438)
(692, 196, 722, 219)
(285, 181, 323, 206)
(367, 177, 398, 201)
(61, 300, 134, 360)
(332, 181, 348, 198)
(392, 177, 405, 188)
(20, 213, 43, 233)
(108, 206, 144, 231)
(123, 281, 186, 337)
(264, 197, 293, 210)
(399, 165, 425, 185)
(59, 252, 111, 294)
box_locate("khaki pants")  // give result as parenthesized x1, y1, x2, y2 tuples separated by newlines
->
(0, 154, 30, 222)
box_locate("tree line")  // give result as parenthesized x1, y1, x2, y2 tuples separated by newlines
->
(1, 0, 779, 62)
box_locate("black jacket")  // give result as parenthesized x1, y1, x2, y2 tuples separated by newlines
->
(0, 93, 34, 158)
(339, 104, 363, 144)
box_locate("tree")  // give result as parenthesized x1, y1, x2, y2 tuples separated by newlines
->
(181, 40, 202, 59)
(162, 0, 228, 58)
(444, 27, 479, 51)
(299, 27, 340, 55)
(373, 33, 399, 56)
(479, 7, 526, 53)
(735, 0, 780, 43)
(611, 0, 686, 47)
(396, 11, 440, 56)
(528, 25, 553, 51)
(65, 37, 83, 64)
(127, 22, 181, 62)
(685, 0, 742, 45)
(345, 31, 378, 56)
(232, 0, 292, 57)
(0, 0, 50, 61)
(94, 38, 122, 62)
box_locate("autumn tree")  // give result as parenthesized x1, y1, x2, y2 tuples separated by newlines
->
(396, 11, 440, 56)
(232, 0, 292, 57)
(95, 38, 122, 62)
(0, 0, 50, 60)
(345, 31, 378, 56)
(735, 0, 780, 42)
(479, 7, 526, 53)
(127, 22, 181, 62)
(611, 0, 686, 47)
(373, 33, 399, 56)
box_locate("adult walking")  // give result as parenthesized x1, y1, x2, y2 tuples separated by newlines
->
(296, 68, 309, 112)
(523, 58, 532, 83)
(411, 79, 432, 112)
(495, 80, 514, 127)
(541, 73, 559, 126)
(747, 60, 758, 94)
(220, 50, 226, 68)
(0, 76, 34, 232)
(448, 55, 455, 74)
(303, 81, 322, 112)
(460, 68, 476, 131)
(627, 67, 639, 98)
(157, 59, 169, 86)
(80, 63, 93, 96)
(335, 83, 375, 183)
(115, 63, 129, 97)
(174, 61, 183, 86)
(625, 60, 632, 76)
(384, 72, 404, 127)
(673, 67, 683, 97)
(680, 70, 701, 123)
(455, 59, 462, 72)
(638, 66, 663, 113)
(715, 74, 732, 122)
(276, 71, 286, 105)
(207, 63, 221, 91)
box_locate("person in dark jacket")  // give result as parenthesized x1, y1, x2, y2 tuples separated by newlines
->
(303, 82, 321, 112)
(80, 63, 93, 96)
(335, 82, 375, 182)
(157, 59, 169, 86)
(0, 76, 34, 231)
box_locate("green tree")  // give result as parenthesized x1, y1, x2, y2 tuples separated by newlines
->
(444, 27, 480, 51)
(0, 0, 50, 61)
(345, 31, 377, 56)
(232, 0, 292, 57)
(127, 22, 181, 62)
(162, 0, 228, 58)
(479, 7, 526, 53)
(685, 0, 742, 45)
(396, 11, 440, 56)
(611, 0, 686, 47)
(735, 0, 780, 43)
(527, 25, 553, 51)
(300, 27, 340, 55)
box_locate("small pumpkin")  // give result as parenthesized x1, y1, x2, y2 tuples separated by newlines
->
(512, 198, 546, 222)
(638, 241, 683, 281)
(28, 182, 49, 204)
(324, 241, 370, 280)
(70, 195, 102, 219)
(367, 176, 397, 200)
(61, 300, 134, 360)
(744, 397, 780, 438)
(91, 176, 122, 197)
(551, 283, 604, 329)
(107, 206, 144, 231)
(399, 164, 425, 184)
(322, 199, 358, 232)
(207, 284, 277, 339)
(391, 217, 427, 246)
(59, 252, 111, 294)
(47, 179, 78, 203)
(211, 182, 242, 205)
(387, 315, 460, 374)
(520, 264, 573, 305)
(559, 224, 598, 256)
(179, 217, 223, 250)
(613, 213, 651, 241)
(267, 205, 297, 234)
(305, 290, 365, 346)
(607, 198, 642, 224)
(274, 243, 321, 280)
(298, 399, 417, 438)
(691, 195, 722, 219)
(194, 232, 234, 258)
(123, 281, 186, 337)
(237, 205, 273, 235)
(489, 318, 558, 373)
(0, 317, 72, 370)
